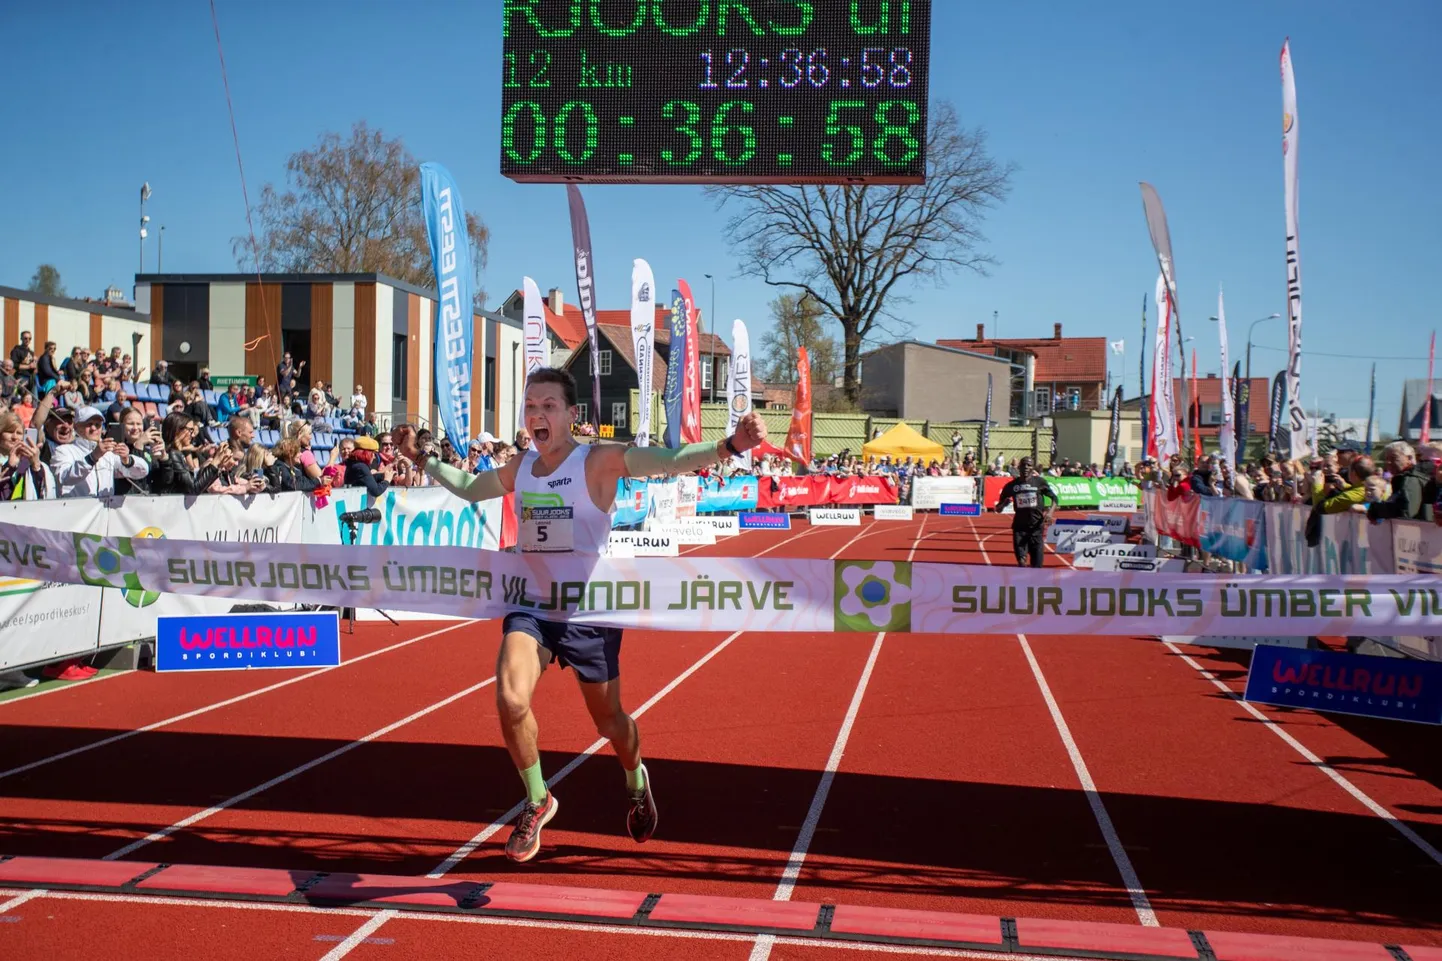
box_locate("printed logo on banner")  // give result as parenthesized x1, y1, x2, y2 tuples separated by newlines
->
(810, 508, 861, 526)
(74, 532, 162, 608)
(939, 503, 981, 516)
(156, 611, 341, 672)
(873, 505, 913, 521)
(834, 561, 912, 632)
(1244, 644, 1442, 725)
(739, 512, 789, 530)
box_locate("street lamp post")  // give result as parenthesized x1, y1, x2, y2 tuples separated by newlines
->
(1246, 313, 1282, 381)
(139, 182, 152, 274)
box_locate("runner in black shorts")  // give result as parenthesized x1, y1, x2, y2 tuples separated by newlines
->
(993, 457, 1059, 567)
(397, 368, 767, 863)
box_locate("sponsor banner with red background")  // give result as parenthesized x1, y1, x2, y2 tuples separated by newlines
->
(758, 475, 899, 510)
(1145, 490, 1201, 547)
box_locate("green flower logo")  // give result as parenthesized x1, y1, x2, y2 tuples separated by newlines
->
(73, 531, 161, 608)
(834, 560, 912, 632)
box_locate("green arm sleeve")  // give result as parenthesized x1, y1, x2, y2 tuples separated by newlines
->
(623, 441, 724, 478)
(421, 457, 508, 503)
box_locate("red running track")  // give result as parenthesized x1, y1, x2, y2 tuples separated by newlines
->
(1, 513, 1439, 961)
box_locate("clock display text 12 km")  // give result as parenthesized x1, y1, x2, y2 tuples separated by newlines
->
(501, 0, 932, 184)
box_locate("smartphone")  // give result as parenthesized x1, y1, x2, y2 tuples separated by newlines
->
(105, 423, 125, 444)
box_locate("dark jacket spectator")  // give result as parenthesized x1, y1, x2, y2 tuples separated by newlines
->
(151, 412, 225, 496)
(1368, 442, 1434, 523)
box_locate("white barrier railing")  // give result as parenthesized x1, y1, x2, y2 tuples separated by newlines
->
(0, 486, 505, 672)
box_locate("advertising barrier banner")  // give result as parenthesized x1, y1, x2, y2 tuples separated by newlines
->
(739, 512, 789, 530)
(8, 520, 1441, 638)
(307, 485, 504, 551)
(758, 475, 898, 510)
(1198, 496, 1269, 570)
(697, 476, 759, 514)
(1047, 478, 1141, 509)
(1073, 543, 1158, 569)
(0, 499, 107, 671)
(810, 508, 861, 526)
(1245, 644, 1442, 724)
(696, 516, 740, 536)
(939, 503, 981, 516)
(912, 476, 977, 511)
(155, 611, 342, 672)
(100, 492, 304, 647)
(873, 505, 914, 521)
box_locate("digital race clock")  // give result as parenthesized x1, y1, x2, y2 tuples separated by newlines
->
(500, 0, 932, 184)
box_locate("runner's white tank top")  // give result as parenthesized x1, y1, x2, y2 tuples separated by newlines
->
(511, 444, 612, 555)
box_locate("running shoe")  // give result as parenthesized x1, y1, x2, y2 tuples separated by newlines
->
(0, 670, 38, 689)
(505, 792, 558, 863)
(626, 764, 657, 843)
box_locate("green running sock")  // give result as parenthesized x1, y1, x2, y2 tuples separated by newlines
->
(625, 763, 646, 795)
(519, 761, 548, 805)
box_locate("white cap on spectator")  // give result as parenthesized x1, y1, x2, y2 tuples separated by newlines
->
(74, 406, 104, 424)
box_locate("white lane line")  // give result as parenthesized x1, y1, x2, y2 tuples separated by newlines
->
(1163, 640, 1442, 868)
(1015, 634, 1159, 926)
(0, 889, 46, 914)
(971, 520, 1158, 926)
(748, 630, 887, 961)
(103, 675, 498, 861)
(316, 909, 399, 961)
(755, 523, 825, 556)
(0, 668, 130, 707)
(15, 889, 1057, 959)
(906, 511, 929, 563)
(0, 620, 476, 782)
(426, 629, 747, 878)
(828, 519, 878, 560)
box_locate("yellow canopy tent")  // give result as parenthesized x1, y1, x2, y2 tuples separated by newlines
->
(862, 422, 946, 463)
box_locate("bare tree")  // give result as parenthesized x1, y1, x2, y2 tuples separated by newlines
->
(28, 264, 65, 297)
(706, 102, 1013, 402)
(235, 122, 490, 304)
(758, 292, 839, 386)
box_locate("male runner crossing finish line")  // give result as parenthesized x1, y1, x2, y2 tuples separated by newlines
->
(992, 457, 1059, 568)
(394, 368, 766, 862)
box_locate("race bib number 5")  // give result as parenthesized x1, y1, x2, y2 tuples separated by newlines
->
(521, 506, 574, 552)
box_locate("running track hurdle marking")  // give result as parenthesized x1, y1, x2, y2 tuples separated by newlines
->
(969, 518, 1160, 927)
(0, 619, 477, 782)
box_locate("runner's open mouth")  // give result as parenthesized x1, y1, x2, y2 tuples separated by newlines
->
(533, 426, 551, 444)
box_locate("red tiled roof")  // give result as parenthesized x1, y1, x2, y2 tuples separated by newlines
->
(936, 335, 1107, 384)
(1174, 376, 1272, 434)
(570, 319, 733, 394)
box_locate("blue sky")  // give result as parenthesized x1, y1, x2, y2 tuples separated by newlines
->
(1, 0, 1437, 430)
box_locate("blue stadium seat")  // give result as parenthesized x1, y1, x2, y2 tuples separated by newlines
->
(155, 384, 170, 402)
(258, 429, 280, 448)
(121, 381, 137, 399)
(311, 432, 336, 451)
(208, 427, 229, 445)
(202, 390, 221, 407)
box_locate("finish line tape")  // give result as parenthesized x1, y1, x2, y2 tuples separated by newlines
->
(0, 520, 1439, 637)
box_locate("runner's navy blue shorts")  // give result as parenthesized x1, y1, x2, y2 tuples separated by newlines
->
(502, 612, 622, 684)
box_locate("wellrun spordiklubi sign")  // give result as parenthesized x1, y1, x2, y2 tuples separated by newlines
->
(1244, 644, 1442, 724)
(155, 611, 341, 672)
(6, 522, 1442, 639)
